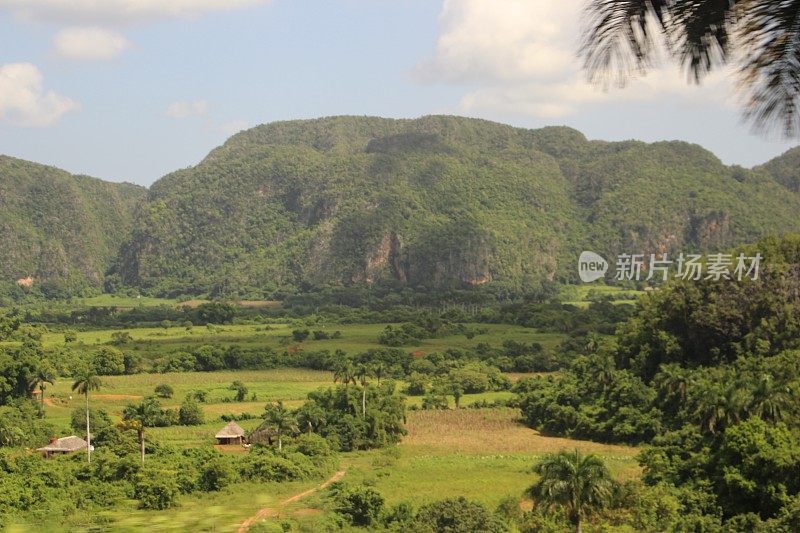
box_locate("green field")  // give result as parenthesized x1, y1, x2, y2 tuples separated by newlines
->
(32, 364, 641, 532)
(24, 322, 561, 361)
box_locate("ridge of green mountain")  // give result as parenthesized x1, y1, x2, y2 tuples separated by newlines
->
(0, 155, 146, 295)
(109, 116, 800, 297)
(757, 146, 800, 192)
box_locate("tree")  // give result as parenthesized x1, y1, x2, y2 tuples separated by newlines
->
(355, 364, 370, 417)
(229, 380, 248, 402)
(178, 396, 204, 425)
(333, 359, 356, 389)
(123, 397, 162, 464)
(29, 364, 55, 409)
(195, 302, 235, 325)
(260, 401, 298, 451)
(92, 347, 125, 375)
(531, 450, 613, 533)
(581, 0, 800, 135)
(334, 486, 385, 527)
(71, 370, 102, 463)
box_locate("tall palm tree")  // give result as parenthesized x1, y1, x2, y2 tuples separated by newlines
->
(72, 370, 102, 463)
(122, 397, 162, 464)
(30, 365, 55, 409)
(355, 364, 371, 418)
(261, 401, 298, 451)
(531, 450, 613, 533)
(581, 0, 800, 135)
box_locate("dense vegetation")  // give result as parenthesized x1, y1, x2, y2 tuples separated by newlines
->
(0, 156, 145, 299)
(516, 235, 800, 529)
(109, 116, 800, 298)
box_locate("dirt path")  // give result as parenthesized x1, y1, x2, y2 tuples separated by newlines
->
(237, 469, 346, 532)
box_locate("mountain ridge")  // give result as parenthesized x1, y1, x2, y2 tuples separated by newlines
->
(108, 115, 800, 297)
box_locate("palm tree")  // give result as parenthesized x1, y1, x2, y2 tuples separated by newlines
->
(531, 450, 613, 533)
(261, 401, 298, 451)
(692, 382, 747, 435)
(30, 365, 55, 409)
(333, 360, 356, 389)
(581, 0, 800, 135)
(72, 370, 102, 463)
(747, 374, 793, 422)
(122, 397, 162, 464)
(355, 364, 371, 418)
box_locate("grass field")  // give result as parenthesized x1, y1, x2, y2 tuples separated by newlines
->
(560, 283, 646, 308)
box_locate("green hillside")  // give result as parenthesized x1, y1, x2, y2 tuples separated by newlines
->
(757, 145, 800, 192)
(0, 156, 146, 295)
(110, 116, 800, 297)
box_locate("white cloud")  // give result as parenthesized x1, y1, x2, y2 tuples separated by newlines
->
(166, 99, 209, 119)
(416, 0, 579, 83)
(0, 63, 78, 126)
(419, 0, 736, 119)
(53, 27, 130, 60)
(220, 119, 249, 136)
(0, 0, 268, 25)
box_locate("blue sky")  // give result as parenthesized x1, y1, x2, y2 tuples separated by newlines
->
(0, 0, 797, 186)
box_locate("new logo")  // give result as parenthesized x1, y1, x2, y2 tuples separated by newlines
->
(578, 251, 608, 282)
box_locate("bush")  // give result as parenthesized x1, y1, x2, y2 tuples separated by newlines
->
(413, 497, 506, 533)
(134, 470, 180, 510)
(92, 347, 125, 375)
(154, 384, 174, 399)
(292, 329, 310, 342)
(198, 458, 235, 492)
(178, 397, 204, 426)
(334, 486, 385, 527)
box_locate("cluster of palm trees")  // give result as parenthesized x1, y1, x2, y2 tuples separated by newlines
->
(259, 401, 298, 451)
(332, 359, 385, 418)
(654, 362, 797, 435)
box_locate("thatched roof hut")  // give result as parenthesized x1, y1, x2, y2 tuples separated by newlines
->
(37, 436, 89, 458)
(215, 421, 246, 445)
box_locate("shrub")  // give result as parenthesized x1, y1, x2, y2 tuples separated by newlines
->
(198, 458, 235, 492)
(292, 329, 310, 342)
(334, 486, 385, 527)
(92, 347, 125, 375)
(413, 497, 506, 533)
(134, 470, 180, 510)
(154, 384, 174, 399)
(178, 397, 204, 426)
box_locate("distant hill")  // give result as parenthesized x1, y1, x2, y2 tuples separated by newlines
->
(0, 156, 146, 294)
(757, 146, 800, 192)
(109, 116, 800, 297)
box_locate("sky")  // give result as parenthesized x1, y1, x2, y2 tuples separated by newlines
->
(0, 0, 797, 187)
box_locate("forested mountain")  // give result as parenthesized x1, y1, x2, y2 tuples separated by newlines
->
(758, 146, 800, 192)
(110, 116, 800, 297)
(0, 156, 145, 296)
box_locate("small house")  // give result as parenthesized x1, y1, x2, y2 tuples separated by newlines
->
(215, 421, 246, 445)
(37, 436, 89, 458)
